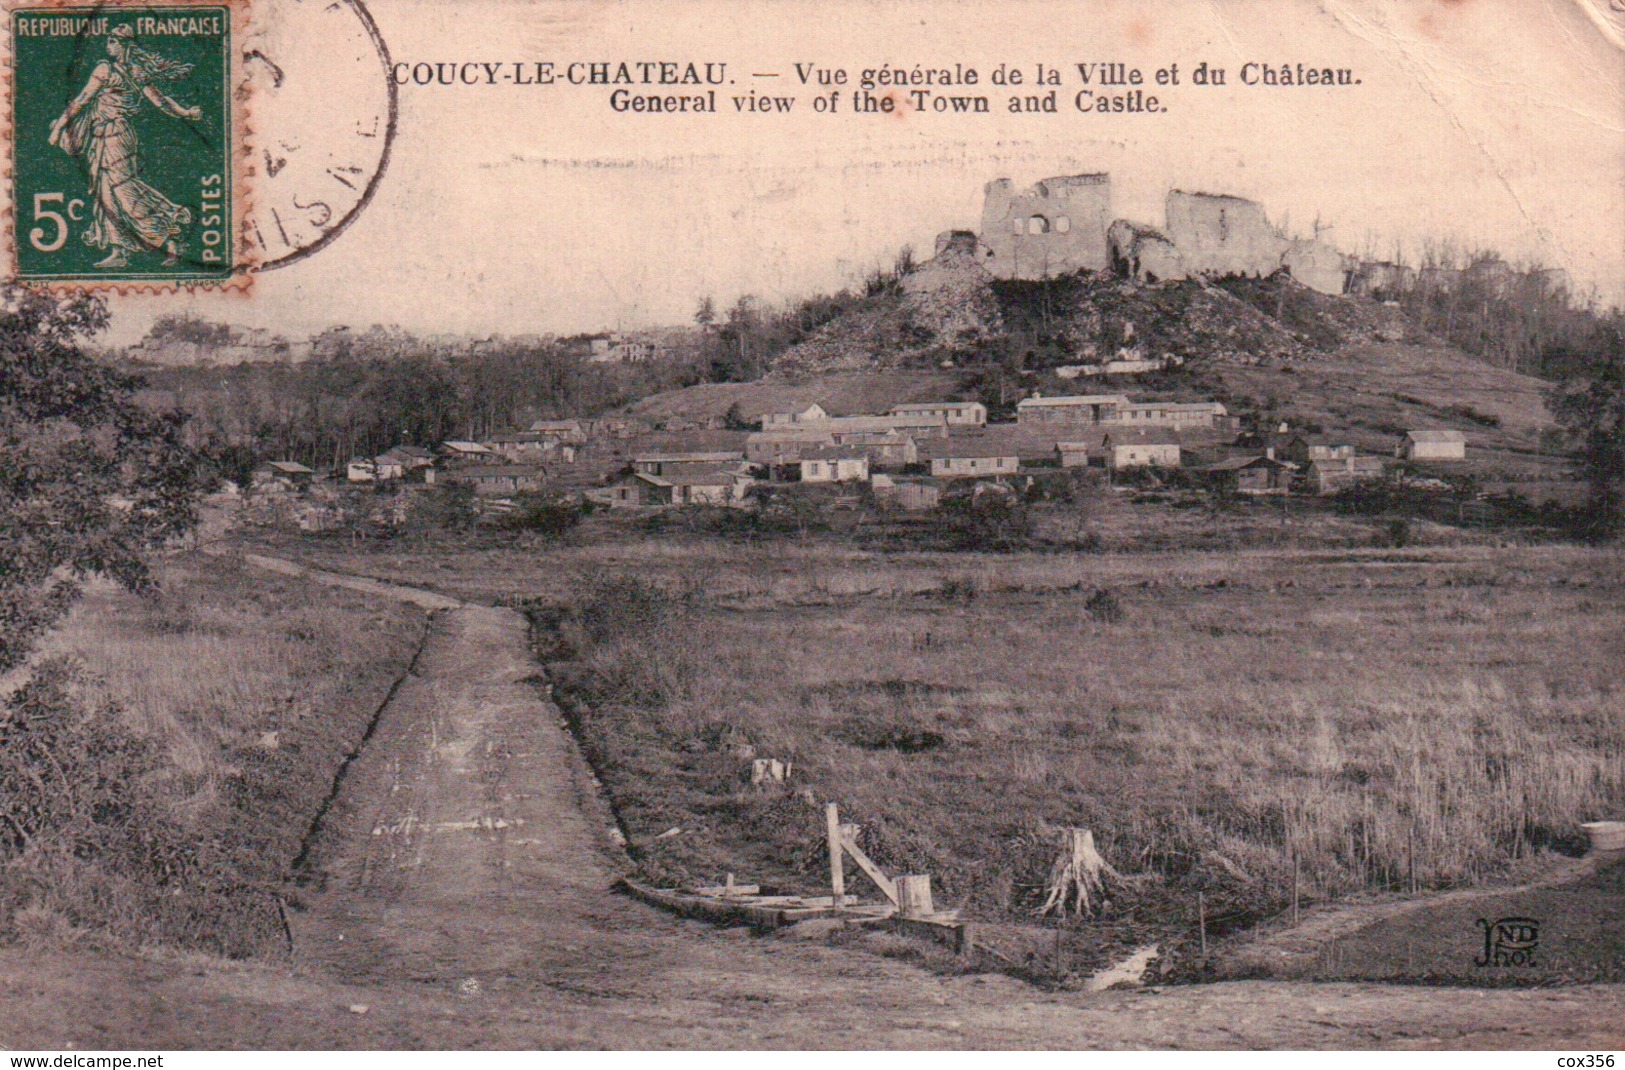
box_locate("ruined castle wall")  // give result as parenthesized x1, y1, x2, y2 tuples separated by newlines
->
(1108, 219, 1187, 283)
(980, 174, 1112, 280)
(1164, 191, 1288, 279)
(1282, 239, 1352, 295)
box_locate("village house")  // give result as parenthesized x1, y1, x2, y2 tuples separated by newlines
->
(927, 441, 1021, 479)
(760, 403, 830, 429)
(486, 429, 577, 464)
(798, 447, 871, 484)
(527, 419, 585, 443)
(632, 451, 746, 477)
(585, 335, 661, 364)
(364, 446, 438, 485)
(1198, 455, 1295, 494)
(605, 468, 751, 507)
(251, 460, 316, 490)
(449, 465, 546, 496)
(1308, 455, 1388, 495)
(886, 401, 988, 427)
(1106, 401, 1230, 430)
(1398, 429, 1467, 462)
(1055, 440, 1100, 468)
(827, 429, 918, 467)
(1102, 428, 1182, 469)
(438, 440, 497, 464)
(1240, 428, 1358, 466)
(380, 442, 432, 468)
(745, 429, 837, 467)
(1016, 393, 1130, 426)
(821, 414, 949, 439)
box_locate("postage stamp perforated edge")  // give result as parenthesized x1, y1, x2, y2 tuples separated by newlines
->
(1, 0, 256, 292)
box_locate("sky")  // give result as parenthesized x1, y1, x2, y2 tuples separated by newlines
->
(93, 0, 1625, 346)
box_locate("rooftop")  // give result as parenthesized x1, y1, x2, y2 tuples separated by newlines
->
(1017, 394, 1131, 408)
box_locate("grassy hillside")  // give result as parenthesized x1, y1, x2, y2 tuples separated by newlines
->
(536, 541, 1623, 980)
(620, 370, 964, 426)
(1206, 343, 1565, 485)
(3, 554, 423, 957)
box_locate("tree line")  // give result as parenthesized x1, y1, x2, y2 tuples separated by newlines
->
(134, 325, 710, 480)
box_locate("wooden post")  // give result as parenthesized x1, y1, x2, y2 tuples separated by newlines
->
(1407, 824, 1416, 895)
(1291, 850, 1300, 927)
(838, 824, 898, 904)
(1198, 891, 1207, 956)
(825, 803, 845, 910)
(896, 875, 934, 919)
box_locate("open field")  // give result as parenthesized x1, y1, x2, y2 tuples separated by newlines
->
(3, 553, 424, 956)
(1210, 342, 1568, 487)
(3, 549, 1619, 1049)
(277, 535, 1625, 982)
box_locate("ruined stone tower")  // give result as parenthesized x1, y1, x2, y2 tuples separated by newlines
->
(980, 174, 1113, 280)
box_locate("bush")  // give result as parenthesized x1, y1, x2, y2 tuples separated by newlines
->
(928, 491, 1035, 551)
(0, 660, 274, 954)
(570, 574, 687, 647)
(501, 496, 589, 538)
(1084, 588, 1124, 622)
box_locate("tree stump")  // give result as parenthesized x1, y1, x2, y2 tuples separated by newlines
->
(750, 758, 787, 785)
(1037, 827, 1124, 918)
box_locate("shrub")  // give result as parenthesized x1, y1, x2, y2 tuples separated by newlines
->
(1084, 588, 1124, 622)
(928, 491, 1035, 551)
(0, 660, 273, 953)
(501, 496, 589, 538)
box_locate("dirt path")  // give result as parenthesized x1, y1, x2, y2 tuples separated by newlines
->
(3, 563, 1621, 1049)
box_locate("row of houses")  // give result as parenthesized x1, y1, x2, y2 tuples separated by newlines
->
(249, 385, 1468, 510)
(1012, 392, 1233, 429)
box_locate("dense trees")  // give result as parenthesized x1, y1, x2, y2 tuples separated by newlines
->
(139, 328, 709, 474)
(0, 287, 210, 672)
(1546, 320, 1625, 540)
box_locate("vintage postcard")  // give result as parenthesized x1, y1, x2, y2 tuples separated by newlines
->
(0, 0, 1621, 1054)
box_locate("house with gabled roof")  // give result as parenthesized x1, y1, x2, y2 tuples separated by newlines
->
(438, 440, 497, 464)
(798, 447, 870, 484)
(925, 440, 1021, 479)
(1197, 454, 1295, 494)
(1398, 429, 1466, 461)
(1015, 393, 1130, 426)
(887, 401, 988, 427)
(760, 403, 830, 429)
(251, 460, 316, 489)
(1308, 455, 1388, 495)
(1101, 428, 1181, 469)
(633, 451, 746, 477)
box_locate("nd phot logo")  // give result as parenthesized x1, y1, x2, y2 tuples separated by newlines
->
(1475, 916, 1539, 967)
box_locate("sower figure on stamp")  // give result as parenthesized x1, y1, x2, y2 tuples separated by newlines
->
(48, 24, 202, 268)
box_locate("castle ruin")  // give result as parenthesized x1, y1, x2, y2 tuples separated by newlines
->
(960, 173, 1354, 296)
(979, 174, 1114, 280)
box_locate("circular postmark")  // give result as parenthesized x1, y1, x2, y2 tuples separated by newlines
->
(241, 0, 397, 270)
(12, 0, 394, 282)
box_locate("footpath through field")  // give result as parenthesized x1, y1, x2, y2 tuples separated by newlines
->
(1, 557, 1620, 1049)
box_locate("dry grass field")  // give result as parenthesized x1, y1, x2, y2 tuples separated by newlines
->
(3, 552, 424, 956)
(286, 535, 1624, 981)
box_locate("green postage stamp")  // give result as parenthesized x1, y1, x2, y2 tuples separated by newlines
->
(9, 1, 240, 284)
